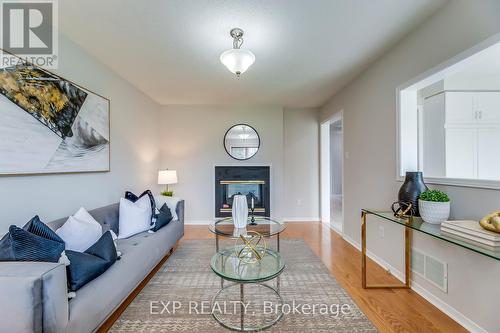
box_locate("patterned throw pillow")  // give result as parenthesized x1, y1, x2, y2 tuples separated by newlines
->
(0, 216, 65, 262)
(125, 190, 156, 224)
(150, 203, 173, 232)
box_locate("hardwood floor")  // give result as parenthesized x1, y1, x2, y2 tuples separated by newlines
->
(184, 222, 467, 333)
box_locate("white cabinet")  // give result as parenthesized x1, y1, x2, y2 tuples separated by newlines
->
(422, 91, 500, 180)
(445, 92, 475, 124)
(477, 129, 500, 180)
(475, 92, 500, 124)
(445, 128, 476, 179)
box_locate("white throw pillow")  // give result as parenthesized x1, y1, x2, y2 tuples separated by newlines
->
(118, 197, 151, 239)
(154, 195, 179, 221)
(109, 230, 122, 258)
(73, 207, 102, 230)
(56, 215, 102, 252)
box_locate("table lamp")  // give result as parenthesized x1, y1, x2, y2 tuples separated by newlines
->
(158, 170, 178, 196)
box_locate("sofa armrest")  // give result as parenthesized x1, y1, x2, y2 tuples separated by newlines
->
(0, 262, 68, 333)
(175, 200, 185, 225)
(175, 200, 185, 238)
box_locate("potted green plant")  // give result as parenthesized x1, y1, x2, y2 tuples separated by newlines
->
(418, 189, 450, 224)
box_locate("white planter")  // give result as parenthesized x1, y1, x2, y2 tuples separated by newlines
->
(232, 195, 249, 228)
(418, 199, 450, 224)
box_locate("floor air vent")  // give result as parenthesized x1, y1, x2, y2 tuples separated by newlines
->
(411, 249, 448, 292)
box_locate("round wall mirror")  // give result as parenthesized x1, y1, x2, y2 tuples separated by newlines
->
(224, 124, 260, 160)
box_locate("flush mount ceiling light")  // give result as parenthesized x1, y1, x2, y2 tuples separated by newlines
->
(220, 28, 255, 78)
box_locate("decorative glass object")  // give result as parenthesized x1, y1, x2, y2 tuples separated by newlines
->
(231, 194, 248, 228)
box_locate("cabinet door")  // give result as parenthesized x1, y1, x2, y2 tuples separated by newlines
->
(477, 129, 500, 180)
(475, 92, 500, 124)
(445, 128, 476, 179)
(445, 92, 475, 124)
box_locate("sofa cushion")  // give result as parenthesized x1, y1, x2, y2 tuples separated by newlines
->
(66, 231, 117, 291)
(65, 219, 183, 333)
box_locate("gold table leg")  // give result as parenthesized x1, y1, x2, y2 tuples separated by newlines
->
(361, 211, 411, 289)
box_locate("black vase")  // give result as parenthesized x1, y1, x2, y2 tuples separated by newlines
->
(398, 172, 428, 216)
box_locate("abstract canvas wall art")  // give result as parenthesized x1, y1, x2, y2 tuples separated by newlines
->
(0, 60, 110, 175)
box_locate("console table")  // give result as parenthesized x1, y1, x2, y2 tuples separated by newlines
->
(361, 209, 500, 290)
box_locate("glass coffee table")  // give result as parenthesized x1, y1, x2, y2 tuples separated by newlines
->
(210, 246, 285, 332)
(209, 217, 286, 252)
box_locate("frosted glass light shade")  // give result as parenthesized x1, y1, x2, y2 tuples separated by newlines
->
(220, 49, 255, 76)
(158, 170, 177, 185)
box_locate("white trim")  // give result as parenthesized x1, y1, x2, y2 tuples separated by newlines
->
(322, 218, 343, 236)
(342, 234, 488, 333)
(282, 217, 321, 222)
(320, 110, 344, 233)
(396, 175, 500, 190)
(184, 219, 212, 225)
(396, 32, 500, 189)
(320, 121, 331, 224)
(185, 217, 321, 225)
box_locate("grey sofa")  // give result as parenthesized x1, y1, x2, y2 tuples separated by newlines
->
(0, 200, 184, 333)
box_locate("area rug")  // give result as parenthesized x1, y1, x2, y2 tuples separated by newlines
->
(109, 239, 377, 332)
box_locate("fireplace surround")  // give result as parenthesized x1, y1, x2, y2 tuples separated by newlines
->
(215, 166, 270, 218)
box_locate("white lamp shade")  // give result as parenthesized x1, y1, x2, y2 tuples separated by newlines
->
(158, 170, 178, 185)
(220, 49, 255, 75)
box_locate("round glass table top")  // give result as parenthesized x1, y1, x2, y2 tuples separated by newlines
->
(210, 246, 285, 283)
(209, 217, 285, 237)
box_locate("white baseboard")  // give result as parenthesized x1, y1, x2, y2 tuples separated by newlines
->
(281, 217, 321, 222)
(321, 219, 343, 236)
(184, 219, 212, 225)
(185, 217, 321, 225)
(341, 235, 488, 333)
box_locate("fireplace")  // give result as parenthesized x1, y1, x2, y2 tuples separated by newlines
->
(215, 166, 270, 217)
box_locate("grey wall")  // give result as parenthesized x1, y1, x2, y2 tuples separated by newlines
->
(0, 35, 162, 233)
(159, 105, 319, 222)
(320, 1, 500, 332)
(283, 108, 320, 220)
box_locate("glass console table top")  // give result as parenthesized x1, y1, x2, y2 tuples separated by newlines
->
(209, 217, 285, 237)
(210, 246, 285, 283)
(363, 209, 500, 261)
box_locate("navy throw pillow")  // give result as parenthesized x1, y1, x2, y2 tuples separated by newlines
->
(66, 231, 117, 291)
(0, 216, 65, 262)
(151, 203, 173, 232)
(125, 190, 156, 224)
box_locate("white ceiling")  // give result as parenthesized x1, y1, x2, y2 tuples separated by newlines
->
(59, 0, 446, 107)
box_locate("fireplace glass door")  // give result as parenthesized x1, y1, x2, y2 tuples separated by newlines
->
(220, 180, 265, 214)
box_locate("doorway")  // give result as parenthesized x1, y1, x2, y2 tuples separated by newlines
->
(320, 111, 343, 234)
